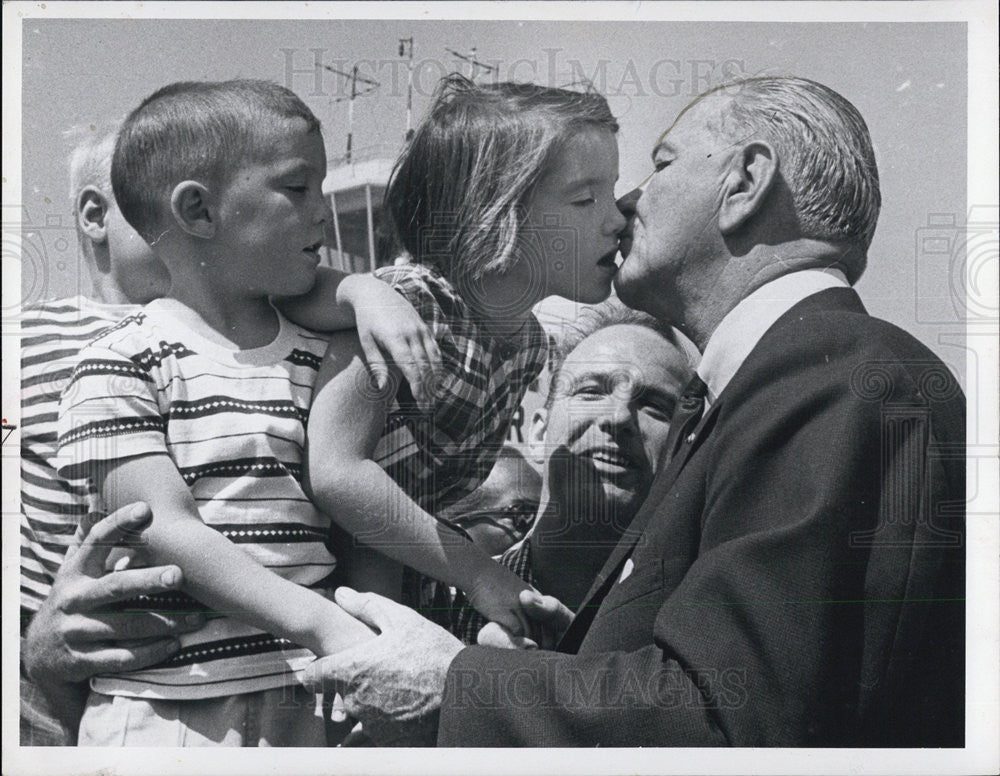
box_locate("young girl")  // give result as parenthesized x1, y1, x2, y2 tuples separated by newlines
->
(296, 74, 626, 639)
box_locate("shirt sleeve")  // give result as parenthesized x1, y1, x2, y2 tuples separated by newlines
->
(57, 342, 167, 483)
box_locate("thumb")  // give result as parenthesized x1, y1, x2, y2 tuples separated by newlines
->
(334, 586, 411, 633)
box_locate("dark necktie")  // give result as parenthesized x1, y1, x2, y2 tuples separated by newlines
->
(665, 373, 709, 461)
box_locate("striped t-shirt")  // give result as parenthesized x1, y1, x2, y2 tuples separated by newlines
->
(57, 299, 335, 699)
(21, 296, 139, 617)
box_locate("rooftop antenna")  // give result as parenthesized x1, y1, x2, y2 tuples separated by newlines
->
(444, 46, 496, 81)
(398, 37, 415, 141)
(323, 63, 381, 162)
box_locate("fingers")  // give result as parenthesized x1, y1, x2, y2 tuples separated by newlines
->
(78, 639, 182, 677)
(476, 622, 539, 650)
(358, 326, 440, 411)
(65, 610, 205, 642)
(395, 356, 429, 410)
(62, 564, 184, 613)
(519, 589, 573, 649)
(488, 606, 528, 639)
(72, 502, 153, 577)
(333, 587, 413, 633)
(358, 332, 391, 390)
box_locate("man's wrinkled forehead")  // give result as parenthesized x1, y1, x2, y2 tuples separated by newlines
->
(651, 92, 731, 158)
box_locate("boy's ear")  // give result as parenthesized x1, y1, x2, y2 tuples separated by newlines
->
(718, 140, 778, 235)
(170, 181, 215, 239)
(527, 408, 548, 465)
(77, 186, 110, 244)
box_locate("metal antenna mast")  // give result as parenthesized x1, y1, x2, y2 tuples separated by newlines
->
(398, 37, 415, 140)
(444, 46, 496, 80)
(323, 63, 381, 162)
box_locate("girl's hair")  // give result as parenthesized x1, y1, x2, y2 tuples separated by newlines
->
(384, 74, 618, 281)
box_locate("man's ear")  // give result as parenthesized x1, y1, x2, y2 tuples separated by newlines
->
(527, 408, 548, 465)
(718, 141, 778, 235)
(170, 181, 215, 239)
(77, 186, 110, 243)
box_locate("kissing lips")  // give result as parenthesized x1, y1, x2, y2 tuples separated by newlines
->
(596, 247, 619, 270)
(618, 234, 632, 261)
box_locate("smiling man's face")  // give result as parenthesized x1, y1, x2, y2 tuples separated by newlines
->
(535, 324, 689, 527)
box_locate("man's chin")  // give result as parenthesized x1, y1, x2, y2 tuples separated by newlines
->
(612, 272, 641, 307)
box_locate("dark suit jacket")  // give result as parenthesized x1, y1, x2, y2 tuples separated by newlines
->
(437, 288, 965, 747)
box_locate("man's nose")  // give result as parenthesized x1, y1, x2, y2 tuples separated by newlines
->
(615, 187, 643, 220)
(599, 394, 638, 431)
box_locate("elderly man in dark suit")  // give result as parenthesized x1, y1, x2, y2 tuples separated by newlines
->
(298, 75, 966, 747)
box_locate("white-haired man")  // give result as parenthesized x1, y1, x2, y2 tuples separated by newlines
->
(300, 76, 966, 747)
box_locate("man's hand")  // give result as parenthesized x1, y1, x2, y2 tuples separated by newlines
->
(301, 587, 463, 747)
(24, 502, 205, 687)
(476, 589, 573, 651)
(462, 563, 535, 640)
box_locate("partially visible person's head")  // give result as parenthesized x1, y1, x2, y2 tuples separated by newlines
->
(68, 127, 169, 304)
(444, 446, 543, 556)
(113, 80, 329, 299)
(710, 76, 880, 276)
(385, 74, 623, 305)
(615, 76, 879, 330)
(530, 300, 697, 536)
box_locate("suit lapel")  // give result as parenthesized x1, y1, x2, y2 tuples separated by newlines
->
(558, 288, 868, 652)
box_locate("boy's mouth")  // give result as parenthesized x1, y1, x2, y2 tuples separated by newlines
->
(303, 240, 323, 257)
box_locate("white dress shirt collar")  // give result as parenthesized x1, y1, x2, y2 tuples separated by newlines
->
(697, 268, 850, 405)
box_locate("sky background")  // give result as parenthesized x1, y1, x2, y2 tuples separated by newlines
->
(18, 17, 968, 372)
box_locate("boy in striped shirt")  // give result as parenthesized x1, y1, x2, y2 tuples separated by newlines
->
(54, 81, 438, 746)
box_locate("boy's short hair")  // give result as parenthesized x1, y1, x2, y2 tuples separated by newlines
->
(112, 79, 321, 240)
(385, 74, 618, 282)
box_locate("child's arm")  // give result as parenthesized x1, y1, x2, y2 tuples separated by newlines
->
(304, 331, 533, 638)
(100, 454, 375, 658)
(276, 268, 440, 408)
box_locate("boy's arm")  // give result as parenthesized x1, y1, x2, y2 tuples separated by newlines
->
(101, 455, 374, 657)
(304, 331, 533, 638)
(276, 267, 440, 408)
